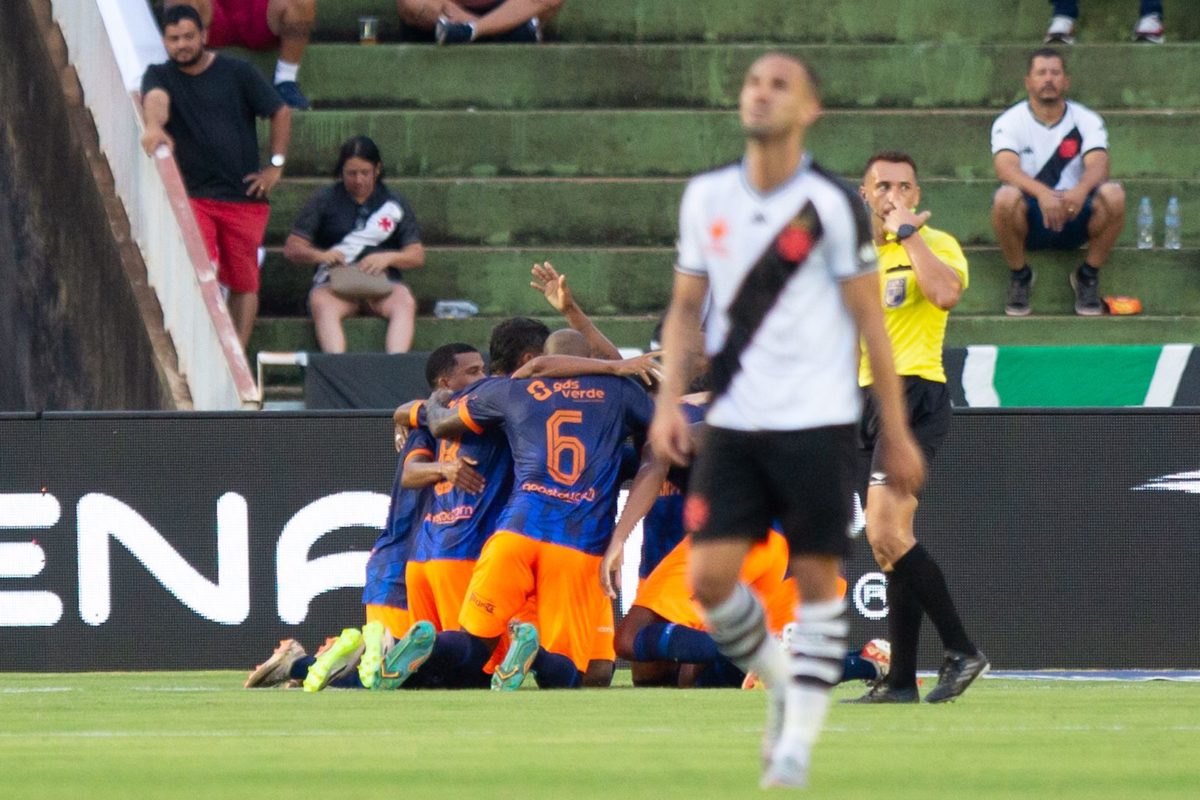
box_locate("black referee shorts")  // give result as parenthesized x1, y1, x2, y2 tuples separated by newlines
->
(687, 424, 857, 559)
(859, 376, 951, 490)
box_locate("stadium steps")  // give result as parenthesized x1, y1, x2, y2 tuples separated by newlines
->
(249, 0, 1200, 374)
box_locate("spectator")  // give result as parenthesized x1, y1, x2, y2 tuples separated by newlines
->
(1045, 1, 1164, 44)
(396, 0, 562, 45)
(165, 0, 317, 108)
(990, 48, 1125, 317)
(283, 136, 424, 354)
(141, 5, 292, 348)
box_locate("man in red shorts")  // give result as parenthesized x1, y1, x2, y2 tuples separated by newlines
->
(397, 0, 562, 45)
(141, 5, 292, 347)
(165, 0, 316, 109)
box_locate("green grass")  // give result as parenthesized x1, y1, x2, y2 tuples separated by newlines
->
(2, 673, 1197, 799)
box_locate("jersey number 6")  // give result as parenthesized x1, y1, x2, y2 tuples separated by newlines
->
(546, 409, 586, 485)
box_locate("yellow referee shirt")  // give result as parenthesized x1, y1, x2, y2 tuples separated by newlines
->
(858, 225, 968, 386)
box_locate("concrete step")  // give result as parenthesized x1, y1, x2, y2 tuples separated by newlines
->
(257, 246, 1200, 318)
(240, 43, 1200, 111)
(276, 108, 1200, 180)
(945, 315, 1200, 346)
(307, 0, 1199, 43)
(265, 177, 1200, 248)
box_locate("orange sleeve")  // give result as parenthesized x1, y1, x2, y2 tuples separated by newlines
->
(408, 401, 425, 429)
(404, 447, 433, 465)
(458, 402, 484, 435)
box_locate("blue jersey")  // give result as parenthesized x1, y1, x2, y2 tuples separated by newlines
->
(410, 398, 514, 562)
(461, 375, 654, 556)
(640, 401, 707, 578)
(363, 427, 435, 608)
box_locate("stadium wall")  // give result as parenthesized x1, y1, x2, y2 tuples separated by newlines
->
(0, 410, 1197, 671)
(0, 0, 181, 411)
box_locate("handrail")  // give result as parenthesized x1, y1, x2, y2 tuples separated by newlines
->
(51, 0, 259, 409)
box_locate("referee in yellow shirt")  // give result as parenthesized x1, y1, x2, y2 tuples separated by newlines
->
(848, 151, 988, 704)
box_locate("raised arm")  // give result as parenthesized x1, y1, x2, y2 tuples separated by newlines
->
(530, 261, 621, 360)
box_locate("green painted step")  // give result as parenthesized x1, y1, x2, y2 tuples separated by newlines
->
(275, 109, 1200, 180)
(265, 177, 1200, 248)
(945, 315, 1200, 346)
(257, 247, 1200, 317)
(308, 0, 1200, 43)
(244, 43, 1200, 111)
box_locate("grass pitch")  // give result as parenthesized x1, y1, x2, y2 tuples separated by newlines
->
(2, 672, 1197, 799)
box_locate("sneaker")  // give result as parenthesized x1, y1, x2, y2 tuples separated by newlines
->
(1006, 270, 1034, 316)
(842, 682, 919, 704)
(925, 650, 989, 703)
(860, 639, 892, 684)
(1044, 14, 1076, 44)
(760, 742, 810, 789)
(491, 622, 540, 691)
(358, 621, 393, 690)
(273, 80, 310, 110)
(435, 16, 476, 45)
(1133, 13, 1164, 44)
(1070, 269, 1104, 316)
(376, 621, 436, 691)
(303, 628, 364, 693)
(491, 17, 541, 43)
(244, 639, 306, 688)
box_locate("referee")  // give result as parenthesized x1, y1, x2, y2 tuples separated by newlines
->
(848, 151, 988, 704)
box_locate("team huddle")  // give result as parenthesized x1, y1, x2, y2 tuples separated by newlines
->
(242, 51, 1022, 789)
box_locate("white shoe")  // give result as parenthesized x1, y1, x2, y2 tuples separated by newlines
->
(761, 686, 786, 765)
(860, 638, 892, 683)
(1133, 13, 1164, 44)
(1044, 14, 1075, 44)
(761, 741, 810, 789)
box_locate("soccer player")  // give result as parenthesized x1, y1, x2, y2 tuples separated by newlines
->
(847, 151, 988, 703)
(651, 53, 924, 788)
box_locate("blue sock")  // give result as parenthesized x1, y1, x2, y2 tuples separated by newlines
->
(531, 648, 580, 689)
(842, 653, 880, 683)
(329, 671, 364, 689)
(632, 622, 719, 663)
(289, 655, 315, 682)
(424, 630, 492, 688)
(692, 656, 745, 688)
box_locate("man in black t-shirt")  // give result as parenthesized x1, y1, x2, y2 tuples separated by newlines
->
(140, 5, 292, 347)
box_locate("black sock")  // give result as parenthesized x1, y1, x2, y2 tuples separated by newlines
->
(1012, 265, 1033, 284)
(1078, 263, 1099, 284)
(885, 569, 922, 690)
(424, 630, 492, 688)
(892, 543, 976, 656)
(289, 655, 316, 682)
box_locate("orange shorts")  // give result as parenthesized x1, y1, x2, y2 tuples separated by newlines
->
(406, 559, 477, 632)
(364, 604, 410, 640)
(459, 531, 611, 671)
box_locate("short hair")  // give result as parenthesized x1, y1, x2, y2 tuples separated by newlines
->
(544, 329, 590, 357)
(424, 342, 478, 388)
(863, 150, 919, 180)
(163, 4, 203, 30)
(333, 136, 384, 181)
(488, 317, 550, 376)
(1028, 47, 1066, 73)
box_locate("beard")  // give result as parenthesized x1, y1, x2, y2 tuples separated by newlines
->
(170, 47, 205, 69)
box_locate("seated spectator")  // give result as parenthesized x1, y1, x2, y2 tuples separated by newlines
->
(165, 0, 316, 108)
(396, 0, 562, 45)
(990, 49, 1125, 317)
(283, 136, 424, 353)
(1045, 1, 1164, 44)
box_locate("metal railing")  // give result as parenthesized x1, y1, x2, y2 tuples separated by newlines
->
(51, 0, 259, 410)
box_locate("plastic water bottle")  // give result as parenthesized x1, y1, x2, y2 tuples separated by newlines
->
(1136, 197, 1154, 249)
(433, 299, 479, 319)
(1164, 197, 1182, 250)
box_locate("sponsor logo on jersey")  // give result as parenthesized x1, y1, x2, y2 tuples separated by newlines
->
(526, 379, 607, 403)
(426, 505, 476, 525)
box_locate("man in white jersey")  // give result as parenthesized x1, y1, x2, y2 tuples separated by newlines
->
(651, 52, 924, 789)
(991, 48, 1126, 317)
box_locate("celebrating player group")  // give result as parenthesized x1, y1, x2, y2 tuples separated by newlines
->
(245, 52, 986, 791)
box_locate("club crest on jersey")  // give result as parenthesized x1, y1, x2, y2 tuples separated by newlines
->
(705, 218, 729, 256)
(885, 277, 907, 308)
(683, 495, 710, 533)
(1058, 138, 1079, 159)
(776, 222, 814, 262)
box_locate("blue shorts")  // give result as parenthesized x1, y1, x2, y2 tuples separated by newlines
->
(1024, 189, 1094, 251)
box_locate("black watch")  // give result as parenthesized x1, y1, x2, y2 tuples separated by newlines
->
(896, 223, 918, 241)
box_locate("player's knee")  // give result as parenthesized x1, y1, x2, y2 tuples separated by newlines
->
(992, 185, 1025, 217)
(390, 283, 416, 313)
(613, 621, 638, 661)
(1095, 182, 1126, 219)
(689, 570, 736, 609)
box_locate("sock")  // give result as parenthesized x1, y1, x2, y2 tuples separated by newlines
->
(704, 583, 787, 688)
(422, 630, 492, 688)
(692, 656, 745, 688)
(289, 655, 315, 682)
(885, 568, 922, 689)
(329, 671, 364, 689)
(531, 649, 581, 689)
(780, 599, 847, 750)
(840, 653, 879, 683)
(632, 623, 720, 663)
(1078, 263, 1099, 284)
(1012, 265, 1033, 284)
(274, 59, 299, 84)
(892, 543, 976, 656)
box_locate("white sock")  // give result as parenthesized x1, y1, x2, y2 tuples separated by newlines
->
(274, 60, 299, 84)
(780, 598, 847, 748)
(705, 583, 783, 685)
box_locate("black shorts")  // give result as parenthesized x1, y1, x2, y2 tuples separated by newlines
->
(859, 376, 951, 489)
(687, 424, 857, 559)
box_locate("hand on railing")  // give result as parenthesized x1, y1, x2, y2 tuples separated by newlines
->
(140, 124, 173, 157)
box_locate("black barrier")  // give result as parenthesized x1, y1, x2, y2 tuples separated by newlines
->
(1, 410, 1198, 671)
